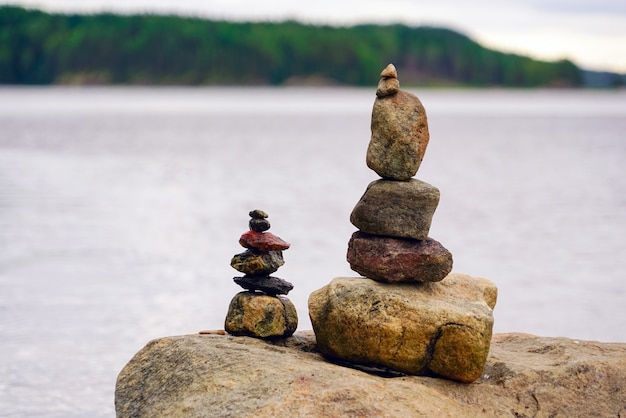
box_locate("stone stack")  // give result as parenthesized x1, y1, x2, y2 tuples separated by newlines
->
(309, 65, 497, 383)
(225, 210, 297, 338)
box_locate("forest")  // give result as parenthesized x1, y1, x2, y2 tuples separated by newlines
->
(1, 5, 587, 87)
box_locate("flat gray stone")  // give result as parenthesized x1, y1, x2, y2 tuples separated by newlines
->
(350, 179, 440, 240)
(233, 275, 294, 295)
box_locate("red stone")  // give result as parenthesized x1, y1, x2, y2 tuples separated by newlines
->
(347, 231, 452, 283)
(239, 231, 290, 252)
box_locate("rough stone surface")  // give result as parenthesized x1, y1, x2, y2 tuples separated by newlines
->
(347, 231, 453, 283)
(224, 291, 297, 338)
(115, 331, 626, 418)
(308, 274, 496, 382)
(233, 275, 294, 295)
(249, 209, 269, 219)
(249, 218, 271, 232)
(230, 249, 284, 275)
(376, 64, 400, 98)
(367, 89, 429, 180)
(239, 230, 291, 252)
(350, 179, 440, 240)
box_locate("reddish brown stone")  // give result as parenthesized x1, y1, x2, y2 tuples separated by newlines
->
(239, 231, 290, 252)
(346, 231, 452, 283)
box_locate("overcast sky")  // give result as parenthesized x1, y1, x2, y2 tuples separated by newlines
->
(6, 0, 626, 73)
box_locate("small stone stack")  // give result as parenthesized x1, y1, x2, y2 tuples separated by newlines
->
(309, 65, 498, 383)
(225, 210, 298, 338)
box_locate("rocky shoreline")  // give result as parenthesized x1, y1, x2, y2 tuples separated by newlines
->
(115, 330, 626, 417)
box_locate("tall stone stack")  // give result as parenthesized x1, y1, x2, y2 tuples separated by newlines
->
(225, 210, 298, 338)
(309, 65, 498, 383)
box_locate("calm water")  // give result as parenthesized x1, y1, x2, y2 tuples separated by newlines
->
(1, 86, 625, 417)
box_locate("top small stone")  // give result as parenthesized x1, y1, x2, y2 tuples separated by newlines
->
(249, 209, 269, 219)
(380, 63, 397, 79)
(376, 63, 400, 98)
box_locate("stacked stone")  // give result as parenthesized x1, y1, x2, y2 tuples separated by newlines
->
(224, 210, 298, 338)
(308, 65, 497, 383)
(347, 63, 453, 283)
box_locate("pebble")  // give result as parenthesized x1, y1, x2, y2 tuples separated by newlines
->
(233, 275, 294, 296)
(376, 63, 400, 98)
(249, 218, 271, 232)
(230, 250, 285, 276)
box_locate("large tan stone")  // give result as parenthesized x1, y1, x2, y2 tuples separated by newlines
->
(115, 331, 626, 417)
(225, 291, 297, 338)
(308, 274, 496, 382)
(350, 178, 440, 240)
(367, 88, 429, 180)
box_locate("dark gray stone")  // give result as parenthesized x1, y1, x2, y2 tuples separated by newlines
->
(249, 218, 271, 232)
(234, 275, 294, 295)
(249, 209, 269, 219)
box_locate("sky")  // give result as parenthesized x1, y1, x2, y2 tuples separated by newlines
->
(5, 0, 626, 73)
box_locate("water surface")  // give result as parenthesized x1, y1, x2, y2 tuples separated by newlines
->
(1, 86, 625, 417)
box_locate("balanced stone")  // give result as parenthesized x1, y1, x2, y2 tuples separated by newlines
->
(376, 63, 400, 98)
(347, 231, 453, 283)
(308, 274, 497, 383)
(249, 209, 269, 219)
(225, 291, 298, 338)
(248, 209, 271, 232)
(239, 231, 291, 252)
(249, 218, 271, 232)
(231, 250, 284, 276)
(367, 66, 430, 180)
(350, 179, 440, 240)
(233, 275, 294, 296)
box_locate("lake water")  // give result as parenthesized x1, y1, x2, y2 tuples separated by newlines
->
(1, 86, 625, 417)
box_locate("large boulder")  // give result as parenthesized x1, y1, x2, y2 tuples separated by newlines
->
(350, 179, 440, 240)
(346, 231, 453, 283)
(115, 331, 626, 417)
(308, 274, 497, 382)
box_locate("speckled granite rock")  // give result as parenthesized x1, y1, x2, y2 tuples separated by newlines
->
(115, 331, 626, 417)
(308, 273, 497, 382)
(224, 291, 297, 338)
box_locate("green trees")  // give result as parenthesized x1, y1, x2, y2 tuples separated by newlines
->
(0, 6, 583, 86)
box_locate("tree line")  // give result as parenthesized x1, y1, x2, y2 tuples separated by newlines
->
(1, 6, 584, 87)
